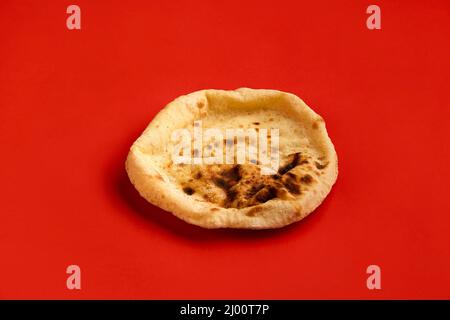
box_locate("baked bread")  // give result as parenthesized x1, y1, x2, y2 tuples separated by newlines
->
(126, 88, 338, 229)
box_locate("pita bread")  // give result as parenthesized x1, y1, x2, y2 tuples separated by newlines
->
(126, 88, 338, 229)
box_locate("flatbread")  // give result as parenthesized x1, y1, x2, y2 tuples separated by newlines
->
(126, 88, 338, 229)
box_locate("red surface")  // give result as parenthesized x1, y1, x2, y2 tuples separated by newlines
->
(0, 0, 449, 299)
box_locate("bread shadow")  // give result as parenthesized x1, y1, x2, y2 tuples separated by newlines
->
(110, 137, 328, 243)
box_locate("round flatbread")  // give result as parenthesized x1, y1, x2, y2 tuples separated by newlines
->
(126, 88, 338, 229)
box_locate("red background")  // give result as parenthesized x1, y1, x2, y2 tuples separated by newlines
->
(0, 0, 449, 299)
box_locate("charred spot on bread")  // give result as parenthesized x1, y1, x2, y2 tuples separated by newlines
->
(254, 186, 277, 203)
(213, 177, 227, 189)
(194, 171, 202, 179)
(183, 187, 195, 195)
(301, 174, 313, 184)
(247, 183, 265, 197)
(282, 176, 301, 194)
(278, 153, 301, 175)
(222, 165, 241, 181)
(225, 189, 238, 205)
(286, 172, 297, 179)
(315, 161, 328, 169)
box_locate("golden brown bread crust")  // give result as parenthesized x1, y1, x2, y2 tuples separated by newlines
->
(126, 88, 338, 229)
